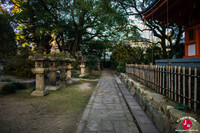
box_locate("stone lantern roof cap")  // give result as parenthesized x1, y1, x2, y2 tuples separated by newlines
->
(29, 55, 48, 61)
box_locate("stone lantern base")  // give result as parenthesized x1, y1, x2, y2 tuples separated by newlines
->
(31, 89, 49, 96)
(46, 86, 60, 91)
(79, 64, 86, 77)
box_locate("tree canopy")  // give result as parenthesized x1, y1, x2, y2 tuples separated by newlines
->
(1, 0, 140, 57)
(116, 0, 184, 59)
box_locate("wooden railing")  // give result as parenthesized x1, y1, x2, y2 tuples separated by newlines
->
(126, 64, 200, 112)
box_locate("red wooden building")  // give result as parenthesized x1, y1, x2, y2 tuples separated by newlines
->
(142, 0, 200, 58)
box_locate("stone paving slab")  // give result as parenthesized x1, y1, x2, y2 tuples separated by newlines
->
(114, 75, 160, 133)
(76, 69, 140, 133)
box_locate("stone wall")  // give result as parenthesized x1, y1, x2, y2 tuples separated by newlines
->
(120, 73, 200, 133)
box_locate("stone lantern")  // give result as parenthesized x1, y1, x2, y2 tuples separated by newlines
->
(58, 57, 68, 84)
(46, 55, 60, 90)
(78, 55, 86, 77)
(98, 60, 101, 70)
(66, 58, 75, 83)
(29, 55, 49, 96)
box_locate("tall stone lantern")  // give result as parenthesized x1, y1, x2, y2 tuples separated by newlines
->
(29, 54, 49, 96)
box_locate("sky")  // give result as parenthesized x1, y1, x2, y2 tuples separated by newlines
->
(129, 15, 154, 42)
(0, 1, 12, 13)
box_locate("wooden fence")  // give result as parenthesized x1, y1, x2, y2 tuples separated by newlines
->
(126, 64, 200, 112)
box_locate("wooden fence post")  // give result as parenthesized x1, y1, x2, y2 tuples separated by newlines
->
(174, 66, 177, 102)
(178, 66, 181, 103)
(168, 66, 171, 99)
(171, 66, 174, 100)
(194, 67, 197, 111)
(163, 66, 165, 95)
(188, 67, 191, 109)
(183, 67, 186, 105)
(160, 66, 162, 94)
(154, 65, 157, 91)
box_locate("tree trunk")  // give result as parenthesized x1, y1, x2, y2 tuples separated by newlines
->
(71, 32, 81, 57)
(160, 38, 167, 59)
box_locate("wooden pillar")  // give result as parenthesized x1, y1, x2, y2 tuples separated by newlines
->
(195, 28, 200, 56)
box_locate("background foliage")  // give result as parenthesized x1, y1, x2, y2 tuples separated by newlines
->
(0, 14, 17, 59)
(3, 47, 34, 78)
(111, 43, 144, 72)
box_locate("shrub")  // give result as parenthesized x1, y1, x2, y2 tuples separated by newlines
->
(111, 43, 144, 64)
(0, 78, 13, 82)
(0, 82, 27, 95)
(72, 73, 80, 78)
(72, 61, 79, 70)
(12, 82, 27, 90)
(1, 83, 16, 94)
(81, 75, 90, 79)
(86, 55, 98, 69)
(116, 60, 126, 73)
(2, 47, 34, 78)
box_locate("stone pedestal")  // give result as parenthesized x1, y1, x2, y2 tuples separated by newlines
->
(29, 56, 49, 96)
(46, 57, 60, 90)
(79, 62, 86, 77)
(67, 63, 73, 83)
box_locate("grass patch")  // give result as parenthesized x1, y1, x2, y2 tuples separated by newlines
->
(43, 81, 96, 114)
(2, 81, 97, 114)
(0, 80, 98, 133)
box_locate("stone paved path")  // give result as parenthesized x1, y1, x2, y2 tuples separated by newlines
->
(76, 69, 140, 133)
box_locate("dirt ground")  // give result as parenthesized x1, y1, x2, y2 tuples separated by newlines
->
(0, 81, 98, 133)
